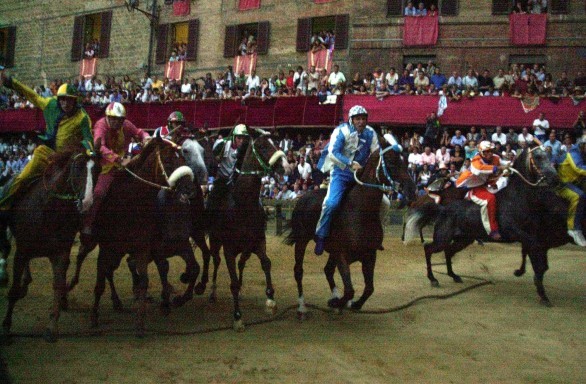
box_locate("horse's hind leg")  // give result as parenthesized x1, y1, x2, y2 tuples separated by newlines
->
(237, 250, 252, 291)
(0, 222, 11, 287)
(224, 248, 244, 332)
(105, 265, 123, 312)
(351, 251, 377, 310)
(424, 220, 454, 287)
(173, 248, 200, 308)
(68, 240, 97, 293)
(329, 254, 354, 309)
(294, 239, 309, 320)
(254, 241, 276, 316)
(208, 236, 222, 303)
(133, 254, 151, 337)
(91, 251, 111, 329)
(45, 251, 70, 342)
(514, 245, 528, 277)
(324, 254, 339, 300)
(154, 257, 172, 316)
(193, 234, 210, 295)
(2, 249, 27, 336)
(528, 247, 551, 306)
(445, 239, 474, 283)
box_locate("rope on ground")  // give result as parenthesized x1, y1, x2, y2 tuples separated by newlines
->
(5, 269, 493, 340)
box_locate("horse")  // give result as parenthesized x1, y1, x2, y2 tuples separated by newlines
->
(76, 135, 197, 336)
(1, 146, 98, 342)
(206, 127, 289, 331)
(404, 146, 561, 306)
(284, 134, 417, 318)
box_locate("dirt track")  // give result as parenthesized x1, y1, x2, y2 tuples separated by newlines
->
(0, 230, 584, 383)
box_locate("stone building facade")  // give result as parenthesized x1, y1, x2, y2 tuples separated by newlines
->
(0, 0, 584, 85)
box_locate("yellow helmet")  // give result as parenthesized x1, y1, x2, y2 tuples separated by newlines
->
(56, 83, 78, 98)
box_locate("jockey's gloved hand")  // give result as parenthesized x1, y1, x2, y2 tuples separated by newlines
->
(351, 161, 362, 171)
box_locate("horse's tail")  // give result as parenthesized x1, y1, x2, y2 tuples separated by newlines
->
(404, 202, 442, 244)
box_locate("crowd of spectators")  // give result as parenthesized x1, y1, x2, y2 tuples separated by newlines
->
(1, 60, 584, 110)
(0, 134, 38, 181)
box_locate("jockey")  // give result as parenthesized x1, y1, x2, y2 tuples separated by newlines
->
(456, 141, 509, 240)
(314, 105, 379, 255)
(555, 137, 586, 246)
(154, 111, 190, 143)
(81, 102, 150, 237)
(0, 73, 93, 210)
(206, 124, 250, 224)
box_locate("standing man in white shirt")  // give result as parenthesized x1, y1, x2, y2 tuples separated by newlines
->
(328, 65, 346, 90)
(180, 78, 192, 99)
(491, 126, 507, 146)
(245, 70, 260, 93)
(533, 112, 550, 142)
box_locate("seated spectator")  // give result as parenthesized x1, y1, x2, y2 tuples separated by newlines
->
(417, 164, 432, 190)
(543, 131, 562, 157)
(556, 71, 572, 93)
(501, 143, 517, 162)
(415, 2, 427, 16)
(428, 3, 438, 16)
(467, 126, 480, 142)
(450, 146, 464, 169)
(427, 84, 438, 96)
(403, 83, 415, 95)
(414, 71, 429, 88)
(430, 68, 447, 90)
(491, 126, 507, 145)
(462, 69, 478, 89)
(464, 140, 478, 160)
(386, 68, 399, 88)
(506, 127, 519, 148)
(518, 127, 536, 148)
(398, 70, 414, 89)
(560, 134, 574, 153)
(375, 80, 391, 100)
(478, 69, 495, 92)
(328, 65, 346, 89)
(408, 146, 423, 170)
(436, 146, 451, 166)
(420, 147, 436, 171)
(450, 129, 467, 149)
(448, 71, 463, 89)
(404, 1, 416, 16)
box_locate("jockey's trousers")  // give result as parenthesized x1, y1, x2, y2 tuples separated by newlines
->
(557, 183, 585, 231)
(466, 185, 498, 235)
(315, 169, 355, 239)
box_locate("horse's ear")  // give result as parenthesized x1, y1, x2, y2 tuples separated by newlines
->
(154, 128, 163, 142)
(378, 134, 389, 148)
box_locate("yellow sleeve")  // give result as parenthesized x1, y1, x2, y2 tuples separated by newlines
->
(10, 78, 51, 110)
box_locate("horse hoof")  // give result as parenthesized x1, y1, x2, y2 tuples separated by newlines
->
(59, 299, 69, 311)
(430, 280, 440, 288)
(327, 298, 340, 308)
(513, 269, 525, 277)
(160, 304, 171, 317)
(112, 300, 123, 312)
(350, 302, 363, 311)
(194, 283, 206, 296)
(43, 328, 58, 343)
(452, 276, 463, 284)
(90, 314, 99, 329)
(540, 298, 553, 308)
(209, 293, 217, 304)
(0, 330, 12, 346)
(265, 299, 277, 316)
(297, 310, 307, 321)
(233, 319, 245, 332)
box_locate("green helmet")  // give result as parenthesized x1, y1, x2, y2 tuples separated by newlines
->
(168, 111, 185, 123)
(56, 83, 78, 98)
(232, 124, 249, 137)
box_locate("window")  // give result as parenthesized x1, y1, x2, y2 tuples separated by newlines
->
(0, 27, 16, 68)
(71, 11, 112, 61)
(224, 21, 270, 57)
(508, 54, 546, 67)
(495, 1, 566, 15)
(387, 1, 459, 16)
(156, 19, 200, 64)
(296, 14, 349, 52)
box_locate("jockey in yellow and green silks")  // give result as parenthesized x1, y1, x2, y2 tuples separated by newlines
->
(0, 74, 93, 209)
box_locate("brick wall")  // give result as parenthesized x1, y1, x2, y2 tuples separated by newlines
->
(1, 0, 584, 85)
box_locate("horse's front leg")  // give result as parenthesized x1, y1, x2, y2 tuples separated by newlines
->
(153, 256, 172, 316)
(208, 235, 222, 303)
(254, 240, 276, 316)
(527, 246, 551, 306)
(134, 253, 151, 337)
(224, 246, 244, 332)
(323, 254, 340, 301)
(350, 250, 376, 310)
(514, 245, 528, 277)
(2, 249, 27, 338)
(329, 253, 354, 310)
(68, 237, 97, 292)
(294, 239, 310, 320)
(173, 247, 200, 308)
(193, 233, 210, 295)
(45, 251, 70, 342)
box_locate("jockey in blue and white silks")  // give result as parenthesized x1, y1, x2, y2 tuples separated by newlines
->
(314, 105, 379, 255)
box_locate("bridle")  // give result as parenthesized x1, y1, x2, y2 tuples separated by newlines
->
(123, 139, 182, 191)
(235, 135, 285, 176)
(507, 146, 546, 187)
(44, 152, 91, 201)
(353, 145, 400, 192)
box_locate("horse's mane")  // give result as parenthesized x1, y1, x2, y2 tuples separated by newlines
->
(44, 146, 85, 176)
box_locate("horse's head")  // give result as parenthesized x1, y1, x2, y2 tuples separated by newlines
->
(378, 133, 417, 204)
(181, 138, 209, 185)
(513, 146, 560, 188)
(239, 126, 289, 176)
(46, 146, 100, 214)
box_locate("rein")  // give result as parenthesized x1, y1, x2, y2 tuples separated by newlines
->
(236, 137, 285, 176)
(122, 142, 179, 192)
(507, 147, 546, 187)
(353, 145, 398, 192)
(43, 153, 87, 200)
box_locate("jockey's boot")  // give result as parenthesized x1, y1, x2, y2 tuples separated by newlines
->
(568, 230, 586, 247)
(489, 230, 502, 241)
(314, 236, 326, 256)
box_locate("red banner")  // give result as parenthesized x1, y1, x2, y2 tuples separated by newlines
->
(238, 0, 260, 11)
(173, 0, 190, 16)
(79, 58, 97, 79)
(234, 53, 257, 76)
(308, 49, 333, 74)
(509, 14, 547, 46)
(403, 16, 438, 47)
(343, 95, 582, 129)
(165, 61, 184, 81)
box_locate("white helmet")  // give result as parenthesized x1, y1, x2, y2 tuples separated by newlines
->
(232, 123, 249, 137)
(477, 140, 495, 154)
(577, 137, 586, 146)
(348, 105, 368, 119)
(105, 102, 126, 118)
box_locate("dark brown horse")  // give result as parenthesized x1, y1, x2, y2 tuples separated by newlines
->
(1, 147, 98, 342)
(207, 127, 289, 331)
(74, 135, 197, 336)
(284, 134, 417, 318)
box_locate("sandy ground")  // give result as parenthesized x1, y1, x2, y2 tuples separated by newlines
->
(0, 227, 584, 384)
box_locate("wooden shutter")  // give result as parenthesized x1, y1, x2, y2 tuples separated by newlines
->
(98, 11, 112, 58)
(492, 0, 511, 15)
(71, 15, 85, 62)
(155, 23, 169, 64)
(441, 0, 459, 16)
(224, 25, 238, 58)
(3, 27, 16, 68)
(165, 0, 174, 5)
(334, 14, 349, 50)
(296, 18, 312, 52)
(550, 0, 568, 14)
(186, 19, 199, 61)
(387, 0, 403, 16)
(256, 21, 270, 55)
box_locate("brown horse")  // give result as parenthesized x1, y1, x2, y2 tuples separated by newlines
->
(1, 146, 98, 342)
(75, 135, 197, 336)
(206, 127, 289, 331)
(284, 134, 417, 318)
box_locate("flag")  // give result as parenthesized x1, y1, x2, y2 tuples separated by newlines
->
(234, 53, 257, 76)
(509, 14, 547, 46)
(437, 91, 448, 117)
(520, 95, 540, 113)
(308, 49, 333, 74)
(403, 16, 438, 47)
(238, 0, 261, 11)
(165, 61, 184, 81)
(173, 0, 190, 16)
(80, 58, 97, 79)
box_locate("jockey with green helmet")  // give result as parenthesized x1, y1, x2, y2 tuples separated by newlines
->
(81, 102, 150, 237)
(0, 72, 93, 209)
(154, 111, 190, 143)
